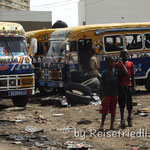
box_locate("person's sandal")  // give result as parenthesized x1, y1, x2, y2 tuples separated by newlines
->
(127, 117, 132, 127)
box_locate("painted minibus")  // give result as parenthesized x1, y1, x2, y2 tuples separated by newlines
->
(25, 29, 56, 94)
(0, 22, 34, 107)
(36, 22, 150, 92)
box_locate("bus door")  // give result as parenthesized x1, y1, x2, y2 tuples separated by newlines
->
(78, 39, 92, 72)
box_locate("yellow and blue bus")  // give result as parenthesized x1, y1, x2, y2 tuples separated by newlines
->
(0, 22, 34, 106)
(25, 28, 56, 94)
(38, 22, 150, 92)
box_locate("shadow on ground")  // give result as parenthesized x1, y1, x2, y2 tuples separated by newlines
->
(134, 89, 150, 97)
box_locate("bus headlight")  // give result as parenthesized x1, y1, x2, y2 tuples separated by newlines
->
(21, 64, 30, 70)
(15, 64, 31, 71)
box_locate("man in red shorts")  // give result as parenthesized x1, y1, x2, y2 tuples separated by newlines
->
(115, 50, 136, 128)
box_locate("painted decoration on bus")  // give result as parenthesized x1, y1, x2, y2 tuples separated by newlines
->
(0, 56, 31, 64)
(0, 64, 9, 71)
(0, 63, 33, 75)
(51, 29, 73, 38)
(0, 22, 25, 35)
(93, 37, 104, 53)
(0, 47, 8, 56)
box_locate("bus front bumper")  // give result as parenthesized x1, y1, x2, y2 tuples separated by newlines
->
(39, 80, 64, 88)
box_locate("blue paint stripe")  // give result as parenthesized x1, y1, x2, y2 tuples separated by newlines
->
(95, 27, 150, 35)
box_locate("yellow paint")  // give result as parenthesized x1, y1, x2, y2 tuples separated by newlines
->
(51, 22, 150, 55)
(20, 76, 34, 88)
(25, 28, 56, 43)
(0, 22, 25, 35)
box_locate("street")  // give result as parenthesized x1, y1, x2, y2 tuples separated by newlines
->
(0, 86, 150, 150)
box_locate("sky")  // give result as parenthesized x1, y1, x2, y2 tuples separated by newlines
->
(30, 0, 79, 27)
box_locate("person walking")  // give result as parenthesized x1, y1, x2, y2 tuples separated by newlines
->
(115, 50, 136, 128)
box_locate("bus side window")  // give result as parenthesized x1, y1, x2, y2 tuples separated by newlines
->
(104, 35, 123, 52)
(144, 33, 150, 49)
(35, 43, 48, 56)
(125, 34, 142, 50)
(35, 43, 43, 55)
(70, 40, 77, 55)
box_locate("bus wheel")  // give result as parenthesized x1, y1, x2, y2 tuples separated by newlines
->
(145, 76, 150, 92)
(38, 86, 56, 95)
(12, 96, 28, 107)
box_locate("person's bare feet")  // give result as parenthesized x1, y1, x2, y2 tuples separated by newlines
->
(99, 124, 104, 131)
(110, 125, 116, 130)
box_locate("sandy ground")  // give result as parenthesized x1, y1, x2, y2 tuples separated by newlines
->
(0, 86, 150, 150)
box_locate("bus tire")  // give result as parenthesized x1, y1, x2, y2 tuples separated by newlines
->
(81, 77, 100, 89)
(12, 96, 28, 107)
(65, 82, 91, 95)
(65, 90, 92, 105)
(38, 85, 56, 95)
(145, 76, 150, 92)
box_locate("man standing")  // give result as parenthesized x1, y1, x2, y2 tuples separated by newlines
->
(115, 50, 136, 128)
(88, 48, 100, 79)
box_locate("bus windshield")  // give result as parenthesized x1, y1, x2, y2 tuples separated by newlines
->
(0, 37, 27, 56)
(47, 40, 68, 57)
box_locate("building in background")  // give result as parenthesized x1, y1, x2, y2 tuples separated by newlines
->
(0, 0, 52, 31)
(0, 10, 52, 31)
(0, 0, 30, 10)
(78, 0, 150, 25)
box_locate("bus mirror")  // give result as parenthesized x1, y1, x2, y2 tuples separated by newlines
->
(30, 38, 37, 55)
(66, 44, 69, 52)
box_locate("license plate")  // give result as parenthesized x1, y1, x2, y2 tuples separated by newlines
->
(40, 81, 57, 87)
(47, 82, 57, 87)
(8, 90, 27, 96)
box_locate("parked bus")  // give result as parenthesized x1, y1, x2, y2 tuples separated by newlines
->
(25, 29, 56, 94)
(32, 22, 150, 92)
(0, 22, 34, 107)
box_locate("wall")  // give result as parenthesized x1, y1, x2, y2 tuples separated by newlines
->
(78, 0, 150, 25)
(0, 11, 52, 31)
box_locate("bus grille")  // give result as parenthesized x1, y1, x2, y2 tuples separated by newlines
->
(42, 69, 62, 81)
(51, 71, 61, 80)
(0, 74, 34, 91)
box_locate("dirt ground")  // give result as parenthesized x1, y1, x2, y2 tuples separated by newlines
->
(0, 86, 150, 150)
